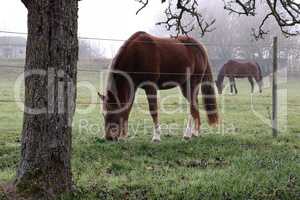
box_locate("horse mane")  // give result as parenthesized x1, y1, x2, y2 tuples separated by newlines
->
(106, 31, 146, 94)
(177, 36, 208, 62)
(177, 36, 210, 82)
(110, 31, 146, 71)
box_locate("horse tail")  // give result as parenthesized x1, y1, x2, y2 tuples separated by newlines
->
(201, 61, 219, 126)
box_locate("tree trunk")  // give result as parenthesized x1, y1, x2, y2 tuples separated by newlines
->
(15, 0, 78, 199)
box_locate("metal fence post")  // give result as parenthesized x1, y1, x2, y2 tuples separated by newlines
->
(272, 36, 278, 137)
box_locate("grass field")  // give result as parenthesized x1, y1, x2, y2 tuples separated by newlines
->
(0, 65, 300, 199)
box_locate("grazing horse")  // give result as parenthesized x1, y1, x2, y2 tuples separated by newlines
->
(98, 31, 219, 142)
(215, 60, 263, 95)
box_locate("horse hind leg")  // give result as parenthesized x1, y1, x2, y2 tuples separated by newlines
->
(248, 77, 254, 94)
(145, 86, 161, 142)
(180, 83, 201, 139)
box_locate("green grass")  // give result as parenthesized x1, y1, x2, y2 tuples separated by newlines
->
(0, 65, 299, 199)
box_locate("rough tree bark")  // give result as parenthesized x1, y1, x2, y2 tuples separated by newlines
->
(15, 0, 78, 199)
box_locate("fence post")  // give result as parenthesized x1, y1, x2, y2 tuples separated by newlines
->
(272, 36, 278, 137)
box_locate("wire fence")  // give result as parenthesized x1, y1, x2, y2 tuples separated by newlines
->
(0, 30, 300, 49)
(0, 30, 299, 135)
(0, 30, 271, 47)
(0, 99, 300, 108)
(0, 64, 291, 79)
(2, 30, 300, 50)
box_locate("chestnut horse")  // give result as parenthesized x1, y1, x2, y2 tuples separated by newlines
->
(98, 31, 218, 142)
(215, 60, 263, 95)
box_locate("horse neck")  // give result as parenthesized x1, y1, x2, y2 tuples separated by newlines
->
(254, 62, 263, 82)
(105, 72, 135, 114)
(258, 65, 263, 81)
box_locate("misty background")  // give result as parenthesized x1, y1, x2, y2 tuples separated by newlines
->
(0, 0, 299, 76)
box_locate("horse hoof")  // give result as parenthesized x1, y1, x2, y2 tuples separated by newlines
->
(165, 133, 172, 137)
(183, 135, 192, 140)
(118, 137, 127, 142)
(119, 134, 128, 140)
(192, 132, 199, 137)
(104, 135, 119, 141)
(152, 138, 161, 143)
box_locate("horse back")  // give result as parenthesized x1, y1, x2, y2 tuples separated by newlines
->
(110, 32, 210, 89)
(223, 60, 260, 78)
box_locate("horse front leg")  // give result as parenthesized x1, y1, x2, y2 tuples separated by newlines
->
(233, 78, 238, 94)
(257, 79, 263, 93)
(145, 87, 161, 142)
(229, 77, 234, 95)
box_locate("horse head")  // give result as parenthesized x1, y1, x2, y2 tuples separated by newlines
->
(98, 91, 125, 140)
(215, 80, 224, 95)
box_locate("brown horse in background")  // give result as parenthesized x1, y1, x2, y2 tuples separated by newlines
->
(98, 31, 219, 142)
(215, 60, 263, 95)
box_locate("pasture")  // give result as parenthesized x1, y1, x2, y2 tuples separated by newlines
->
(0, 61, 300, 199)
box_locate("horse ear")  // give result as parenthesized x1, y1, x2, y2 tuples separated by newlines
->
(98, 92, 106, 101)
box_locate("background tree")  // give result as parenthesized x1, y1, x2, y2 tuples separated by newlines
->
(137, 0, 300, 38)
(79, 40, 105, 60)
(151, 1, 299, 75)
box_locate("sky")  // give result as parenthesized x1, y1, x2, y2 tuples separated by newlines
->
(0, 0, 299, 57)
(0, 0, 165, 37)
(0, 0, 166, 57)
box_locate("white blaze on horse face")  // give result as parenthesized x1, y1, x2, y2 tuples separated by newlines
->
(152, 125, 161, 142)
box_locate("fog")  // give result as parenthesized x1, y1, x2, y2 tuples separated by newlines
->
(0, 0, 299, 72)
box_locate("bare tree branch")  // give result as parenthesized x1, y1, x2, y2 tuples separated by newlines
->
(158, 0, 216, 37)
(136, 0, 216, 37)
(136, 0, 149, 15)
(135, 0, 300, 39)
(224, 0, 300, 38)
(223, 0, 256, 15)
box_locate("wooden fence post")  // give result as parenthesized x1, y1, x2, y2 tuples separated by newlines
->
(272, 36, 278, 137)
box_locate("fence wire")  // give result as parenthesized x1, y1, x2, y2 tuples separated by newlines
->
(0, 99, 300, 109)
(2, 30, 300, 50)
(0, 30, 299, 136)
(0, 30, 284, 49)
(0, 64, 291, 78)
